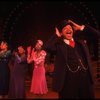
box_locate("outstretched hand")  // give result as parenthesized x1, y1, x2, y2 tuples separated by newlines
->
(12, 51, 18, 56)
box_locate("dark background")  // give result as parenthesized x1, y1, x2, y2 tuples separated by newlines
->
(0, 1, 100, 59)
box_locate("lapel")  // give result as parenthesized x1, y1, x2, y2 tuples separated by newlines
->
(76, 40, 91, 66)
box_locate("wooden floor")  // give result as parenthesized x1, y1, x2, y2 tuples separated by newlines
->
(26, 88, 100, 99)
(25, 80, 100, 99)
(25, 76, 59, 99)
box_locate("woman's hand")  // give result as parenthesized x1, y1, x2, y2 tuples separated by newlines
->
(27, 46, 31, 55)
(31, 48, 35, 56)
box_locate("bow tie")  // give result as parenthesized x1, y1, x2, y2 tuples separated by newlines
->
(69, 40, 75, 48)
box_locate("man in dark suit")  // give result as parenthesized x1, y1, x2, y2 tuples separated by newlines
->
(44, 19, 100, 99)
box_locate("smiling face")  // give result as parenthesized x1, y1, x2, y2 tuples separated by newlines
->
(61, 25, 74, 40)
(18, 46, 25, 55)
(35, 40, 43, 51)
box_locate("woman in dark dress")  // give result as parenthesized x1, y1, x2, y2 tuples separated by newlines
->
(8, 46, 27, 99)
(0, 41, 11, 99)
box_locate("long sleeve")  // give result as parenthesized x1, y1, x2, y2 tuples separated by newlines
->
(43, 34, 60, 54)
(74, 24, 100, 41)
(84, 24, 100, 38)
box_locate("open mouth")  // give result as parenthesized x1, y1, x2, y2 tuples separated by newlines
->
(67, 32, 72, 34)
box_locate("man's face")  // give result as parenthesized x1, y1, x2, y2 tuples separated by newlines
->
(61, 25, 73, 40)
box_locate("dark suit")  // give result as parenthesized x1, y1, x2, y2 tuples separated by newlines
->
(44, 25, 100, 99)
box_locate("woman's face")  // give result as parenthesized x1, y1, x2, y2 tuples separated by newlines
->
(35, 42, 42, 51)
(18, 46, 25, 54)
(0, 42, 8, 50)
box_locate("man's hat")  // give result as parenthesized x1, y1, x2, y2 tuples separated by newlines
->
(56, 20, 72, 32)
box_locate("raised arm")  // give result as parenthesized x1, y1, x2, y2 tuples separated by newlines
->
(43, 27, 61, 53)
(68, 19, 100, 38)
(27, 46, 33, 64)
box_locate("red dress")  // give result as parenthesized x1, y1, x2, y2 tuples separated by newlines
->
(30, 50, 48, 94)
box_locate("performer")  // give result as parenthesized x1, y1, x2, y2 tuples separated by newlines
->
(27, 40, 48, 95)
(9, 46, 27, 99)
(44, 19, 100, 99)
(0, 41, 11, 99)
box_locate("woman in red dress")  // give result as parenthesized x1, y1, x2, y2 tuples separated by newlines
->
(27, 40, 48, 95)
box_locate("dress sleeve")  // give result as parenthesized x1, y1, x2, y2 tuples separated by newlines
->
(33, 50, 46, 65)
(84, 24, 100, 38)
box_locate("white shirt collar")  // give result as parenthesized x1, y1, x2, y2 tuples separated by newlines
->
(63, 38, 74, 45)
